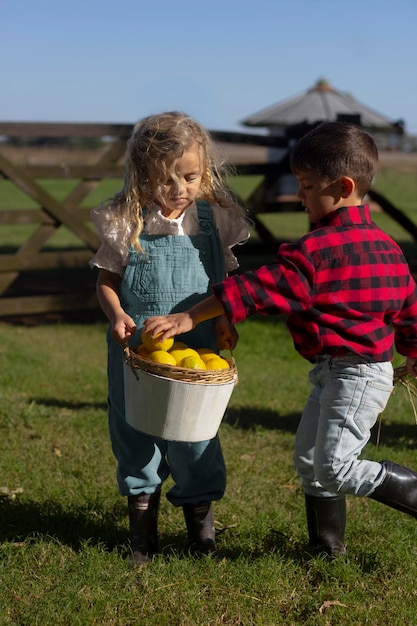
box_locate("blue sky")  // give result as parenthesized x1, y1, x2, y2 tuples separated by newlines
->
(3, 0, 417, 135)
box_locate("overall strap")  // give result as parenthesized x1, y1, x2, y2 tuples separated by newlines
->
(196, 200, 214, 230)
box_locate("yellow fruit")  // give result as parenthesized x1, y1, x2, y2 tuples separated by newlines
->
(141, 328, 174, 352)
(169, 347, 200, 365)
(134, 343, 152, 359)
(148, 350, 177, 365)
(198, 350, 220, 363)
(205, 357, 230, 370)
(180, 355, 207, 370)
(171, 341, 189, 350)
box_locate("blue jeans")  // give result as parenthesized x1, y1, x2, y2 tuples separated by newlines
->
(294, 356, 394, 498)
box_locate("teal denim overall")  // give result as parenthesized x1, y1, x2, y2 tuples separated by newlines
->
(107, 201, 227, 505)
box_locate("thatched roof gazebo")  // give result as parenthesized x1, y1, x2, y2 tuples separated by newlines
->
(240, 78, 403, 138)
(238, 79, 404, 208)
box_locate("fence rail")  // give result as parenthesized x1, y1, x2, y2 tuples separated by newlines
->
(0, 122, 415, 318)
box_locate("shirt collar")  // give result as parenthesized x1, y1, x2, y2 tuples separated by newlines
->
(317, 204, 372, 228)
(144, 201, 197, 235)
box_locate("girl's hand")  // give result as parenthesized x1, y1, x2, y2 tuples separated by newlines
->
(215, 315, 238, 350)
(111, 312, 137, 346)
(406, 356, 417, 379)
(144, 312, 194, 341)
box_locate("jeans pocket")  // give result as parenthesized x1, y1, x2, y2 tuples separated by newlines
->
(353, 379, 393, 434)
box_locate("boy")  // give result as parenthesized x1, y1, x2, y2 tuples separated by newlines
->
(144, 122, 417, 556)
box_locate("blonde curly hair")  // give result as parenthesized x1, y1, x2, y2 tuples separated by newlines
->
(107, 111, 242, 251)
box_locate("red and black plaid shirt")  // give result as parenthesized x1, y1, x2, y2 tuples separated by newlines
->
(213, 205, 417, 363)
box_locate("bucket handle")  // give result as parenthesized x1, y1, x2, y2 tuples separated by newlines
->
(124, 345, 139, 380)
(228, 350, 238, 386)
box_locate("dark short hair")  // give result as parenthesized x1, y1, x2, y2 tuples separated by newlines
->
(290, 122, 378, 198)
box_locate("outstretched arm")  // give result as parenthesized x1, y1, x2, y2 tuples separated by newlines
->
(143, 295, 225, 341)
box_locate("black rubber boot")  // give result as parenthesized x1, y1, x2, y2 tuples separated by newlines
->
(182, 502, 223, 558)
(369, 460, 417, 518)
(128, 492, 160, 566)
(304, 494, 346, 557)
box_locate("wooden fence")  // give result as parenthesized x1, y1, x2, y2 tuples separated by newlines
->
(0, 122, 416, 319)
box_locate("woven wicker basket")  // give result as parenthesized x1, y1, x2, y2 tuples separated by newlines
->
(123, 347, 238, 442)
(124, 347, 238, 384)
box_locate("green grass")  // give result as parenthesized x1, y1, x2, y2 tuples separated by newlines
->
(2, 318, 417, 625)
(375, 169, 417, 213)
(0, 179, 123, 209)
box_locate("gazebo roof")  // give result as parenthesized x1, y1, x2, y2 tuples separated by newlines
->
(241, 79, 400, 133)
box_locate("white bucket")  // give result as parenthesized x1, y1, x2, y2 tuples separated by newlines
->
(123, 362, 237, 442)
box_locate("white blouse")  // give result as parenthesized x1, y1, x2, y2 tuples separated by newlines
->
(90, 201, 250, 276)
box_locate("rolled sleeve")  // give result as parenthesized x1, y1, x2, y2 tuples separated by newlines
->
(89, 206, 131, 276)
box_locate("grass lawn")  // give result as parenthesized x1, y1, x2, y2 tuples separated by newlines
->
(1, 316, 417, 625)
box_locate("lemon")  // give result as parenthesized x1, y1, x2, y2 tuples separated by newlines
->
(171, 341, 189, 350)
(141, 328, 174, 352)
(180, 355, 207, 370)
(205, 357, 230, 370)
(134, 343, 152, 359)
(198, 350, 220, 363)
(148, 350, 177, 365)
(196, 347, 214, 355)
(169, 347, 200, 365)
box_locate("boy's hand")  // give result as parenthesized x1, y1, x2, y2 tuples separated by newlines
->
(215, 315, 238, 350)
(406, 357, 417, 379)
(144, 312, 194, 341)
(144, 295, 225, 342)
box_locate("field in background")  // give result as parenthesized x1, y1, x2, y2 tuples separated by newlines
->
(1, 151, 417, 323)
(1, 151, 417, 253)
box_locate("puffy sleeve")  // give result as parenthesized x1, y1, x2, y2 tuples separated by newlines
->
(89, 206, 132, 276)
(211, 204, 251, 272)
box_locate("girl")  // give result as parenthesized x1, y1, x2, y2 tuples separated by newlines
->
(89, 111, 250, 565)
